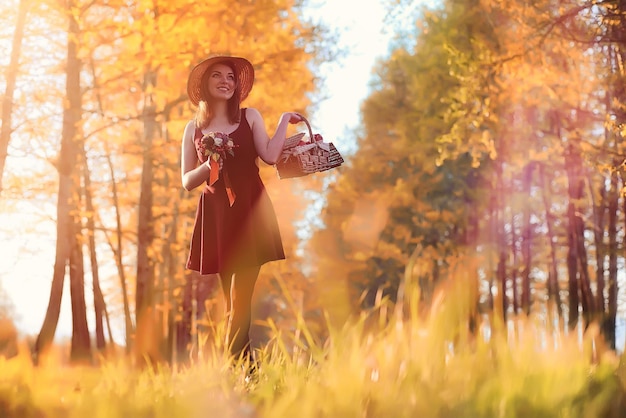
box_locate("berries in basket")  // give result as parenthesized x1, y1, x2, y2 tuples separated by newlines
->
(275, 114, 344, 179)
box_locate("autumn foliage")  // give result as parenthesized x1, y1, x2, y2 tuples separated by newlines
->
(2, 0, 626, 412)
(0, 0, 333, 362)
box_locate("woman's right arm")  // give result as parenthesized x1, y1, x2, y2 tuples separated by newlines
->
(181, 120, 211, 191)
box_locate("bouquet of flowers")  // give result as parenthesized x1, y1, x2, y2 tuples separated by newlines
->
(201, 132, 238, 206)
(201, 132, 236, 165)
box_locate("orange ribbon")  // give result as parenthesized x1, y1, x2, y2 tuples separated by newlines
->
(208, 158, 236, 207)
(223, 170, 236, 207)
(208, 159, 219, 186)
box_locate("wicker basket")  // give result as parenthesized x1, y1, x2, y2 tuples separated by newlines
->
(275, 115, 344, 179)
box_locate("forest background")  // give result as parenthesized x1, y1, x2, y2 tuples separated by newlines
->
(1, 0, 626, 414)
(0, 0, 396, 353)
(0, 0, 626, 417)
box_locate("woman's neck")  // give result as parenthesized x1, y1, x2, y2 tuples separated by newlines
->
(212, 100, 228, 115)
(210, 101, 230, 123)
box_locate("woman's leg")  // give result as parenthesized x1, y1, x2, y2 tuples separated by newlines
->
(219, 266, 260, 359)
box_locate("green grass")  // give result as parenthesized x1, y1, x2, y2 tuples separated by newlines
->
(1, 276, 625, 417)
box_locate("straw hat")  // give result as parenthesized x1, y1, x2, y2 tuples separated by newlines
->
(187, 55, 255, 106)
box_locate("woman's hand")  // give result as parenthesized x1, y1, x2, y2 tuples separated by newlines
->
(281, 112, 303, 124)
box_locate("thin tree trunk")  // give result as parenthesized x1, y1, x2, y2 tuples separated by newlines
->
(156, 200, 171, 361)
(565, 141, 595, 329)
(81, 149, 107, 351)
(593, 47, 611, 332)
(520, 163, 533, 316)
(485, 192, 496, 313)
(510, 198, 519, 316)
(0, 0, 29, 196)
(589, 172, 606, 317)
(103, 150, 133, 351)
(164, 218, 178, 363)
(159, 146, 183, 362)
(565, 144, 580, 330)
(575, 206, 595, 325)
(84, 58, 117, 352)
(605, 25, 626, 351)
(605, 170, 618, 349)
(495, 160, 508, 321)
(539, 163, 563, 321)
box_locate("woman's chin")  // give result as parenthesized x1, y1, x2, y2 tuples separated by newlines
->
(211, 92, 235, 101)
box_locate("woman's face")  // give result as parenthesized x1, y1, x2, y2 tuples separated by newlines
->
(205, 63, 236, 101)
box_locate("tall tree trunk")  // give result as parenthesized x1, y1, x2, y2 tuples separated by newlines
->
(136, 75, 157, 319)
(605, 170, 618, 349)
(606, 18, 626, 351)
(495, 160, 508, 321)
(69, 215, 91, 363)
(65, 4, 90, 364)
(520, 163, 533, 316)
(539, 163, 563, 322)
(103, 150, 133, 351)
(0, 0, 29, 196)
(565, 140, 595, 329)
(509, 198, 519, 316)
(159, 130, 183, 362)
(81, 148, 107, 351)
(565, 143, 580, 331)
(593, 47, 611, 334)
(156, 160, 170, 361)
(164, 217, 178, 363)
(34, 1, 83, 361)
(486, 202, 495, 313)
(136, 116, 156, 316)
(83, 63, 117, 353)
(589, 173, 606, 317)
(574, 201, 595, 325)
(135, 70, 158, 362)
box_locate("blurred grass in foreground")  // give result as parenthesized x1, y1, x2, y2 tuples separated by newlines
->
(1, 265, 626, 417)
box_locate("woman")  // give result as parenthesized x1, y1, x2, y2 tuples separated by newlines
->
(181, 55, 301, 361)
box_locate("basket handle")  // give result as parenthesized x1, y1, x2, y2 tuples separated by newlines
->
(295, 113, 314, 142)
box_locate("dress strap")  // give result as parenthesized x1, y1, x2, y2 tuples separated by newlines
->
(240, 107, 250, 130)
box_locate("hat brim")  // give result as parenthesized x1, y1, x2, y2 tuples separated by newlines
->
(187, 56, 255, 106)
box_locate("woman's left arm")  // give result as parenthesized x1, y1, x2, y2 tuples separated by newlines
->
(247, 107, 301, 164)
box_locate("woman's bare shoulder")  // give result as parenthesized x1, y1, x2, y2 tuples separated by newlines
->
(182, 120, 197, 145)
(244, 107, 263, 129)
(245, 107, 263, 119)
(183, 120, 197, 135)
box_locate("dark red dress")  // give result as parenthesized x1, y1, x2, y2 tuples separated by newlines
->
(186, 108, 285, 274)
